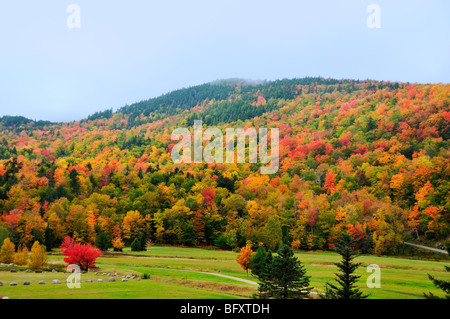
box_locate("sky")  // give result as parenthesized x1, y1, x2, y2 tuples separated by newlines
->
(0, 0, 449, 122)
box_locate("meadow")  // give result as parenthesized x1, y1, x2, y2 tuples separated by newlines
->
(0, 245, 449, 299)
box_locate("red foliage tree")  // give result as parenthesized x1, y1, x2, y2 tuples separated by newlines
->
(60, 237, 103, 271)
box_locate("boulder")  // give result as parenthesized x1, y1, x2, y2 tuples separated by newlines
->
(122, 278, 128, 282)
(23, 282, 31, 286)
(2, 297, 9, 299)
(26, 269, 33, 273)
(108, 277, 116, 282)
(52, 280, 61, 284)
(97, 279, 103, 282)
(10, 269, 17, 273)
(0, 281, 3, 286)
(35, 270, 42, 273)
(10, 282, 17, 286)
(38, 280, 45, 285)
(86, 280, 93, 283)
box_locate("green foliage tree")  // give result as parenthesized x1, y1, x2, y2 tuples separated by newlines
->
(44, 226, 57, 252)
(255, 244, 311, 299)
(323, 233, 368, 299)
(249, 246, 272, 278)
(95, 232, 112, 252)
(130, 238, 142, 252)
(0, 226, 9, 248)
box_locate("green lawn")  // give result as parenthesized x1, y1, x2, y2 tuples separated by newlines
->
(0, 246, 448, 299)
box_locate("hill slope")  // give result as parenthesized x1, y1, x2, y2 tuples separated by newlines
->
(0, 78, 448, 256)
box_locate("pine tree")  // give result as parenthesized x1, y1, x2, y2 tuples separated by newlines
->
(323, 233, 368, 299)
(139, 234, 147, 251)
(44, 226, 57, 252)
(256, 244, 311, 299)
(95, 232, 112, 252)
(249, 246, 271, 277)
(131, 238, 142, 252)
(424, 266, 450, 299)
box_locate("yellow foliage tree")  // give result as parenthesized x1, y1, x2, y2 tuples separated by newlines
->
(14, 245, 29, 265)
(28, 241, 47, 269)
(0, 238, 15, 264)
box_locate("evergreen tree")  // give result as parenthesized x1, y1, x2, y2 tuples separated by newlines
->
(130, 238, 142, 252)
(44, 226, 57, 252)
(139, 234, 147, 251)
(95, 232, 112, 252)
(424, 266, 450, 299)
(323, 233, 368, 299)
(255, 244, 311, 299)
(249, 246, 272, 277)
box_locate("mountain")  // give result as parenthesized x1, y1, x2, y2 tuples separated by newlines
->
(0, 77, 448, 255)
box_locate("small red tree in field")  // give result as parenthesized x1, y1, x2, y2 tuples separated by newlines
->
(60, 237, 102, 271)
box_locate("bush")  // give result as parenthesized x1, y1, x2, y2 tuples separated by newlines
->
(60, 237, 102, 271)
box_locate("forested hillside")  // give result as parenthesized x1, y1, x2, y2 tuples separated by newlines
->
(0, 78, 449, 255)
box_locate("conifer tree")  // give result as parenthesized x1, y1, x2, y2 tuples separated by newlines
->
(323, 233, 368, 299)
(256, 244, 311, 299)
(424, 266, 450, 299)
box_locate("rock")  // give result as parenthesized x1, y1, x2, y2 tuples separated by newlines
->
(2, 297, 9, 299)
(26, 269, 33, 273)
(8, 263, 14, 267)
(52, 280, 61, 284)
(107, 273, 111, 276)
(130, 276, 135, 280)
(97, 279, 103, 282)
(108, 277, 116, 282)
(10, 269, 17, 273)
(121, 278, 128, 282)
(52, 269, 57, 273)
(35, 270, 42, 273)
(86, 280, 93, 283)
(23, 282, 31, 285)
(95, 272, 99, 275)
(126, 275, 131, 278)
(136, 277, 141, 281)
(10, 282, 17, 286)
(0, 281, 3, 286)
(38, 280, 45, 285)
(102, 273, 107, 276)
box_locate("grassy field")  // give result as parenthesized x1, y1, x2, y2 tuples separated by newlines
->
(0, 245, 449, 299)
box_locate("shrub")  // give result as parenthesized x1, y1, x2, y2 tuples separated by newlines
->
(60, 237, 102, 271)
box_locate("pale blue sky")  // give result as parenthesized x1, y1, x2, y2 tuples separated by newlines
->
(0, 0, 449, 122)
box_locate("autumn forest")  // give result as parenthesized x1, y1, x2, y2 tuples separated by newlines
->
(0, 78, 449, 256)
